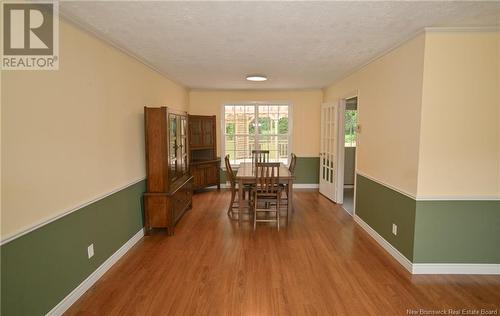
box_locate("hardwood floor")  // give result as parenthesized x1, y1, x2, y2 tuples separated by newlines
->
(66, 190, 500, 316)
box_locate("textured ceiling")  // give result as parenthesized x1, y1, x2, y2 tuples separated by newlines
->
(60, 1, 500, 89)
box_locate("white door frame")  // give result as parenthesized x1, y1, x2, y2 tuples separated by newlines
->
(336, 99, 346, 205)
(337, 91, 358, 215)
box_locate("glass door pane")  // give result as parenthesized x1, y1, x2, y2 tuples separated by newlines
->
(169, 113, 178, 181)
(202, 119, 213, 146)
(180, 116, 188, 175)
(189, 118, 202, 147)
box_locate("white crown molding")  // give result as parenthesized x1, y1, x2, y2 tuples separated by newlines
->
(0, 177, 146, 246)
(323, 27, 426, 89)
(323, 26, 500, 90)
(424, 26, 500, 33)
(58, 9, 187, 89)
(354, 215, 500, 275)
(46, 228, 145, 316)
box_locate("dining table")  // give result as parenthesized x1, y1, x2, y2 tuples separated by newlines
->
(234, 162, 294, 222)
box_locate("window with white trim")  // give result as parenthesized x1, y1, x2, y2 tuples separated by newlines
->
(223, 103, 291, 165)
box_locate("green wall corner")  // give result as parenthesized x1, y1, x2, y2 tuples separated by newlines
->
(355, 174, 500, 264)
(1, 180, 146, 316)
(355, 175, 416, 261)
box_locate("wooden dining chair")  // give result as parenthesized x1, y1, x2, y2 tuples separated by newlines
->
(252, 162, 282, 231)
(252, 149, 270, 162)
(251, 150, 269, 172)
(225, 155, 251, 220)
(288, 153, 297, 174)
(279, 153, 297, 218)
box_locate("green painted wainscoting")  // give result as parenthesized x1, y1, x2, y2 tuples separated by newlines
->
(293, 157, 320, 184)
(355, 174, 500, 264)
(220, 157, 320, 184)
(0, 180, 146, 316)
(355, 175, 416, 261)
(413, 200, 500, 263)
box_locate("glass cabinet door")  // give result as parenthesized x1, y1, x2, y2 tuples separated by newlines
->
(180, 116, 188, 175)
(169, 113, 178, 182)
(202, 119, 213, 146)
(189, 118, 202, 147)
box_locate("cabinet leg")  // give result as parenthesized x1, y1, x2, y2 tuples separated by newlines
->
(217, 183, 221, 190)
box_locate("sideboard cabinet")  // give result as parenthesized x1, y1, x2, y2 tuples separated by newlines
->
(144, 106, 193, 235)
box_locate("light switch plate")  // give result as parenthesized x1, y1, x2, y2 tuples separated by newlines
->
(392, 224, 398, 236)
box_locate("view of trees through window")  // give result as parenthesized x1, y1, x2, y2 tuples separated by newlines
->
(224, 104, 290, 165)
(345, 110, 357, 147)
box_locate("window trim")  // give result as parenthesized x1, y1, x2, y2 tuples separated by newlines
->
(220, 101, 293, 168)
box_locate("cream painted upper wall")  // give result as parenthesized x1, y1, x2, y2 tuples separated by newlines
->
(324, 34, 426, 196)
(1, 19, 188, 239)
(188, 90, 323, 157)
(417, 32, 500, 197)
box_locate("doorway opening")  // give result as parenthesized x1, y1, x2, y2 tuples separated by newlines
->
(341, 97, 357, 215)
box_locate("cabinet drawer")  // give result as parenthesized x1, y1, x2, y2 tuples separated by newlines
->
(172, 180, 192, 223)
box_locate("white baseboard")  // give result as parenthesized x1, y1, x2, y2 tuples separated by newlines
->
(47, 228, 145, 315)
(412, 263, 500, 275)
(294, 184, 319, 189)
(344, 185, 354, 189)
(353, 215, 413, 273)
(353, 215, 500, 275)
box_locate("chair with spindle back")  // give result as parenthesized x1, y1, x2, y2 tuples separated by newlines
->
(252, 162, 282, 231)
(251, 150, 269, 172)
(280, 153, 297, 221)
(288, 153, 297, 174)
(279, 153, 297, 220)
(225, 155, 251, 220)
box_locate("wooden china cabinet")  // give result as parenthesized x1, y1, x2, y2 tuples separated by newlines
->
(188, 115, 221, 191)
(143, 106, 193, 235)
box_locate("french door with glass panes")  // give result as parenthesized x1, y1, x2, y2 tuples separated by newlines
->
(319, 102, 340, 202)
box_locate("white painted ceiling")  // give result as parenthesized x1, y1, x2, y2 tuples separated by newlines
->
(60, 1, 500, 89)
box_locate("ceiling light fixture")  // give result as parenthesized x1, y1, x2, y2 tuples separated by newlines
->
(246, 74, 267, 82)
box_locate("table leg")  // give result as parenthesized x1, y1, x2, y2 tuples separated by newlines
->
(238, 179, 244, 225)
(287, 179, 293, 216)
